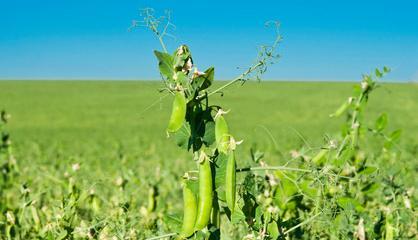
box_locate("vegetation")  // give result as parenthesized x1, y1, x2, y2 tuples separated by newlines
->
(0, 79, 417, 239)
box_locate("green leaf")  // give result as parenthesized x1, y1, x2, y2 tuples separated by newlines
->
(214, 153, 228, 201)
(274, 171, 299, 210)
(375, 68, 383, 78)
(56, 230, 68, 240)
(242, 173, 257, 196)
(192, 67, 215, 92)
(230, 208, 246, 224)
(384, 129, 402, 149)
(389, 129, 402, 142)
(361, 182, 380, 194)
(173, 45, 192, 72)
(250, 147, 264, 163)
(337, 197, 364, 212)
(203, 121, 215, 146)
(154, 50, 174, 80)
(174, 122, 191, 150)
(358, 166, 378, 176)
(300, 180, 318, 199)
(267, 221, 280, 239)
(163, 214, 182, 233)
(375, 113, 388, 132)
(174, 71, 189, 86)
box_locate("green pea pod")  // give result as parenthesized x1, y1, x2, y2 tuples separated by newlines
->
(194, 157, 213, 231)
(215, 114, 229, 153)
(351, 123, 360, 148)
(147, 186, 157, 213)
(330, 100, 350, 118)
(312, 149, 328, 165)
(167, 91, 187, 133)
(225, 151, 236, 212)
(210, 193, 220, 228)
(385, 212, 394, 240)
(178, 182, 197, 239)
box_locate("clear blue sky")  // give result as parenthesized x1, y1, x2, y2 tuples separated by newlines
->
(1, 0, 417, 81)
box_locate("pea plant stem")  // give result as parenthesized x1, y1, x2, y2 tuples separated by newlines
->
(237, 166, 311, 173)
(282, 212, 321, 235)
(158, 36, 168, 53)
(145, 232, 177, 240)
(237, 166, 352, 179)
(205, 62, 263, 98)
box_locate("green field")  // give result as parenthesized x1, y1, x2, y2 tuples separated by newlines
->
(0, 80, 417, 238)
(1, 81, 417, 161)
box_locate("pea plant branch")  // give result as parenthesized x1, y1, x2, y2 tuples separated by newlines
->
(204, 23, 282, 98)
(130, 8, 175, 53)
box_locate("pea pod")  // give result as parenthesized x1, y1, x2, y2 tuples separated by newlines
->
(167, 91, 187, 133)
(210, 193, 220, 227)
(225, 151, 236, 212)
(215, 113, 229, 153)
(385, 212, 394, 240)
(178, 182, 197, 239)
(312, 149, 328, 165)
(330, 99, 350, 118)
(194, 155, 213, 230)
(147, 185, 157, 213)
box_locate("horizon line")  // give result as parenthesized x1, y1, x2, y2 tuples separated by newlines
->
(0, 78, 416, 83)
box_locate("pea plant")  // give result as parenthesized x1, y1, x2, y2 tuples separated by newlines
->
(0, 110, 20, 238)
(139, 9, 416, 240)
(136, 8, 285, 239)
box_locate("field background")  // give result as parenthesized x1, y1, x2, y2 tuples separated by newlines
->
(1, 80, 417, 186)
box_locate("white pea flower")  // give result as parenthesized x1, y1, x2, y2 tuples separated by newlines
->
(72, 163, 80, 172)
(361, 81, 368, 90)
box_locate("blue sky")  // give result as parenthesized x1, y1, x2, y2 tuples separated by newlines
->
(1, 0, 417, 81)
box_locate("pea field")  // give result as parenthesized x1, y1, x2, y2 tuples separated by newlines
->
(0, 79, 417, 239)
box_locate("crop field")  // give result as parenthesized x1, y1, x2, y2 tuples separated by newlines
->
(0, 80, 417, 239)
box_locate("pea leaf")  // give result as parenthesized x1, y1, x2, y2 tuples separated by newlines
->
(361, 182, 380, 194)
(174, 71, 189, 87)
(230, 208, 246, 224)
(203, 121, 215, 146)
(174, 122, 191, 150)
(267, 221, 280, 239)
(375, 68, 383, 78)
(384, 129, 402, 149)
(154, 50, 174, 80)
(173, 45, 192, 72)
(163, 214, 182, 233)
(358, 166, 378, 176)
(192, 67, 215, 92)
(337, 197, 364, 212)
(375, 113, 388, 132)
(214, 153, 228, 201)
(389, 129, 402, 142)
